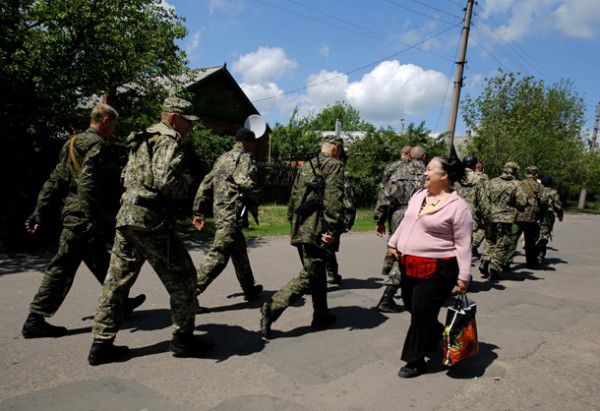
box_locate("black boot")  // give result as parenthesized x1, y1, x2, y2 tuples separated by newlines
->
(22, 313, 67, 339)
(327, 273, 342, 285)
(311, 311, 336, 328)
(377, 286, 403, 313)
(260, 301, 273, 339)
(489, 268, 502, 282)
(170, 332, 214, 358)
(471, 245, 480, 259)
(244, 284, 263, 301)
(122, 294, 146, 319)
(479, 260, 489, 278)
(88, 340, 129, 366)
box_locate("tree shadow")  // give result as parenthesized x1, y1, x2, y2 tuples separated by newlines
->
(468, 280, 506, 293)
(271, 305, 388, 340)
(0, 251, 53, 276)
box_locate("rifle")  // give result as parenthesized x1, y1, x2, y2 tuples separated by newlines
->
(238, 193, 259, 226)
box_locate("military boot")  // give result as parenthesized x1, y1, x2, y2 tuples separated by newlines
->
(22, 313, 67, 339)
(122, 294, 147, 319)
(376, 286, 404, 313)
(88, 340, 130, 366)
(244, 284, 263, 302)
(479, 260, 489, 278)
(311, 311, 336, 328)
(471, 245, 480, 259)
(327, 273, 342, 285)
(260, 301, 273, 339)
(489, 268, 502, 282)
(170, 332, 214, 358)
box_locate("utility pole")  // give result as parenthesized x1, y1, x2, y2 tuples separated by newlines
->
(578, 102, 600, 209)
(445, 0, 475, 158)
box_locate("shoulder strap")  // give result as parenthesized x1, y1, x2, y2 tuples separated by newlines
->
(69, 134, 82, 174)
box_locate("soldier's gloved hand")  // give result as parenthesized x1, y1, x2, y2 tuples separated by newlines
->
(25, 212, 41, 234)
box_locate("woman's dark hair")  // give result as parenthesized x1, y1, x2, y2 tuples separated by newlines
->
(433, 156, 465, 183)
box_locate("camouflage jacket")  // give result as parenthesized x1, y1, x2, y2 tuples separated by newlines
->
(287, 152, 345, 246)
(116, 122, 192, 229)
(342, 171, 357, 231)
(193, 144, 260, 229)
(540, 186, 563, 221)
(373, 159, 412, 224)
(515, 177, 546, 222)
(454, 168, 487, 228)
(35, 127, 107, 229)
(482, 172, 519, 224)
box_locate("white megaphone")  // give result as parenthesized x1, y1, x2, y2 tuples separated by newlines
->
(244, 114, 267, 139)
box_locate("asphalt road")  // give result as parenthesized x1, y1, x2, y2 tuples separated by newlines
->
(1, 213, 599, 411)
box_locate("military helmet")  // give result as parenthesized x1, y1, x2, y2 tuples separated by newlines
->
(462, 155, 478, 168)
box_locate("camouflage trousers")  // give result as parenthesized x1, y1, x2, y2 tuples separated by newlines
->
(92, 226, 197, 341)
(269, 244, 329, 323)
(506, 222, 541, 268)
(472, 228, 485, 248)
(537, 214, 556, 264)
(381, 207, 406, 277)
(30, 226, 109, 317)
(197, 227, 256, 296)
(481, 222, 514, 272)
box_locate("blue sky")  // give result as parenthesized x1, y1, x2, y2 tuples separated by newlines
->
(165, 0, 600, 140)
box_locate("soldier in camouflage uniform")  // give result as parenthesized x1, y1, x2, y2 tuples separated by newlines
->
(479, 162, 520, 282)
(508, 166, 547, 269)
(374, 145, 411, 277)
(88, 97, 213, 365)
(22, 104, 145, 339)
(192, 128, 263, 308)
(537, 175, 563, 264)
(260, 135, 345, 339)
(374, 146, 427, 313)
(472, 160, 489, 256)
(454, 155, 487, 258)
(325, 148, 356, 285)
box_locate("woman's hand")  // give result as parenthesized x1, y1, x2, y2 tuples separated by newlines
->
(452, 279, 469, 294)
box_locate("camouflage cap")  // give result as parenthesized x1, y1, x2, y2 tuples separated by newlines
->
(322, 134, 344, 148)
(502, 161, 519, 173)
(524, 165, 539, 174)
(162, 97, 199, 121)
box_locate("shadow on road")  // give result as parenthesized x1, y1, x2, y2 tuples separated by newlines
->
(424, 341, 499, 379)
(273, 305, 388, 340)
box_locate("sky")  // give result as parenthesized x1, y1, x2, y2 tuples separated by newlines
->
(163, 0, 600, 140)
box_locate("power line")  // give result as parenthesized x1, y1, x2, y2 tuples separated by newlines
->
(407, 0, 463, 19)
(383, 0, 458, 25)
(218, 23, 462, 112)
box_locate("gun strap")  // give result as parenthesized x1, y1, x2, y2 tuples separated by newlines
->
(69, 134, 82, 174)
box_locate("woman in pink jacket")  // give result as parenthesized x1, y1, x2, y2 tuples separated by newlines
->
(388, 156, 473, 378)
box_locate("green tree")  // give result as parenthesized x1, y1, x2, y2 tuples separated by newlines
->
(0, 0, 189, 250)
(310, 101, 375, 133)
(462, 69, 587, 200)
(270, 108, 321, 161)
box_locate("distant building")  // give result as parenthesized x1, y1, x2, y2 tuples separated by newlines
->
(184, 65, 271, 163)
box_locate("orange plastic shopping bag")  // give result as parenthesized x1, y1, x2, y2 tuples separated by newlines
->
(442, 294, 479, 366)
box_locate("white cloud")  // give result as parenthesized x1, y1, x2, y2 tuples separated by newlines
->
(554, 0, 600, 38)
(347, 61, 449, 124)
(319, 45, 331, 59)
(481, 0, 599, 40)
(239, 82, 293, 117)
(209, 0, 243, 14)
(186, 31, 202, 56)
(232, 47, 298, 83)
(292, 61, 449, 127)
